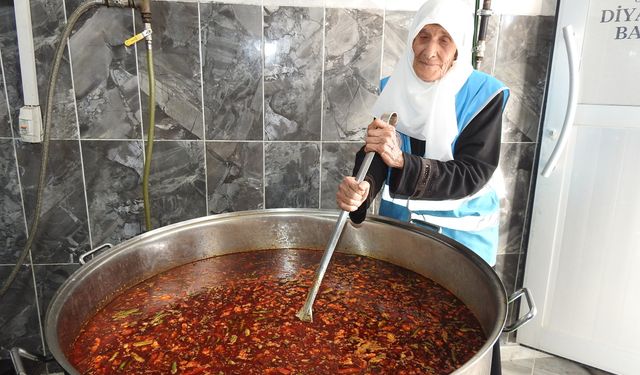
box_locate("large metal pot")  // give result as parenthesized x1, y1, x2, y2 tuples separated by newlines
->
(45, 209, 534, 374)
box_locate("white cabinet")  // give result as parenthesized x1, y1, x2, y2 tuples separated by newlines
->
(518, 0, 640, 374)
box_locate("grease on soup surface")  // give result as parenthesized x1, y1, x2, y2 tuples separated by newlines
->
(70, 249, 485, 374)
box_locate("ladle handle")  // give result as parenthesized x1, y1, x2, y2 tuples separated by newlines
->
(296, 112, 397, 322)
(354, 111, 398, 183)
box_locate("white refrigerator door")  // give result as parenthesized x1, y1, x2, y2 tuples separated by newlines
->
(518, 0, 640, 374)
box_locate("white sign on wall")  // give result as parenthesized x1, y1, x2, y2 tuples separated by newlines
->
(579, 0, 640, 106)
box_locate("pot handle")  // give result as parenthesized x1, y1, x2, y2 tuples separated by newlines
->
(503, 287, 537, 333)
(10, 347, 52, 375)
(79, 243, 113, 265)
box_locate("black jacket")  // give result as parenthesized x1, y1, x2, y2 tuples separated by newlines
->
(350, 91, 505, 224)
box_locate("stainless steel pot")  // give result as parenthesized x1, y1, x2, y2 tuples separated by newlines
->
(45, 209, 535, 374)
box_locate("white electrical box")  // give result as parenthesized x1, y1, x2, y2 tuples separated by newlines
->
(19, 105, 43, 143)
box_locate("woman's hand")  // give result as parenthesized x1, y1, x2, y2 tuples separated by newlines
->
(365, 118, 404, 168)
(336, 176, 370, 212)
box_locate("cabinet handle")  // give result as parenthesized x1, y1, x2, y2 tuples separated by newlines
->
(541, 25, 580, 178)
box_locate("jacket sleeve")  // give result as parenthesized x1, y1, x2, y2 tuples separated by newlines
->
(389, 90, 505, 200)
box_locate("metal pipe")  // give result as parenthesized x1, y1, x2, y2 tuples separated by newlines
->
(472, 0, 480, 67)
(136, 0, 152, 23)
(475, 0, 493, 69)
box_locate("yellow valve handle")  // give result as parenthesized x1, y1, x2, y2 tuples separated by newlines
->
(124, 29, 152, 47)
(124, 33, 144, 47)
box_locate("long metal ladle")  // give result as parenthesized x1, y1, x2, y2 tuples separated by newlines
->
(296, 112, 398, 322)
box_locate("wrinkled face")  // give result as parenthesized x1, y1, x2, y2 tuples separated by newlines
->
(412, 24, 458, 82)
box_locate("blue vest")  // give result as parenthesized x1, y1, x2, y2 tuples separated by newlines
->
(378, 71, 509, 266)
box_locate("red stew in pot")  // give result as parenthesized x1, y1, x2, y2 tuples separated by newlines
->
(69, 249, 486, 374)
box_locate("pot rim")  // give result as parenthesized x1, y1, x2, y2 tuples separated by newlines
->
(45, 208, 507, 374)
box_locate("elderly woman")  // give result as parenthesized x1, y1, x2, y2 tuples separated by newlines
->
(337, 0, 509, 372)
(337, 0, 508, 267)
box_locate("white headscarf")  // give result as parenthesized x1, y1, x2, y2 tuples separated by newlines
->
(371, 0, 475, 161)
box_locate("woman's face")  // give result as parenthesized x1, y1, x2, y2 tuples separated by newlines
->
(412, 24, 458, 82)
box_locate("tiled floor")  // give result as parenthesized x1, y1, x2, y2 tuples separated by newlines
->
(501, 345, 615, 375)
(1, 345, 617, 374)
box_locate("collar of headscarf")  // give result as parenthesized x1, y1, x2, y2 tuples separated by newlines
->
(371, 0, 474, 161)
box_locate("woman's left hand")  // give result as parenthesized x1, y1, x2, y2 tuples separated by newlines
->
(365, 118, 404, 169)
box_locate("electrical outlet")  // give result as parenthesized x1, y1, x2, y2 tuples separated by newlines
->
(19, 105, 43, 143)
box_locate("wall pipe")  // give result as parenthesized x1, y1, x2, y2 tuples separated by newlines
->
(474, 0, 493, 69)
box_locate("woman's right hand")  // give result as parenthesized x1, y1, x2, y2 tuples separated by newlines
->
(365, 118, 404, 169)
(336, 176, 370, 212)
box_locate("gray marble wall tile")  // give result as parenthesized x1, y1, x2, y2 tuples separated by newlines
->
(201, 3, 263, 141)
(382, 11, 413, 78)
(66, 7, 141, 140)
(265, 142, 319, 208)
(149, 141, 207, 228)
(0, 140, 26, 264)
(0, 68, 10, 138)
(33, 264, 81, 351)
(137, 2, 203, 140)
(0, 266, 43, 354)
(495, 16, 554, 143)
(323, 8, 382, 141)
(206, 141, 263, 214)
(82, 140, 144, 246)
(264, 6, 323, 141)
(0, 20, 11, 138)
(509, 251, 528, 343)
(495, 253, 519, 299)
(495, 253, 520, 344)
(498, 142, 535, 255)
(16, 140, 90, 263)
(519, 204, 533, 258)
(320, 142, 361, 209)
(0, 2, 22, 137)
(478, 14, 500, 75)
(31, 0, 78, 139)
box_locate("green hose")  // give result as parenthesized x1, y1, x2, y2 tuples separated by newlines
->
(142, 30, 155, 231)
